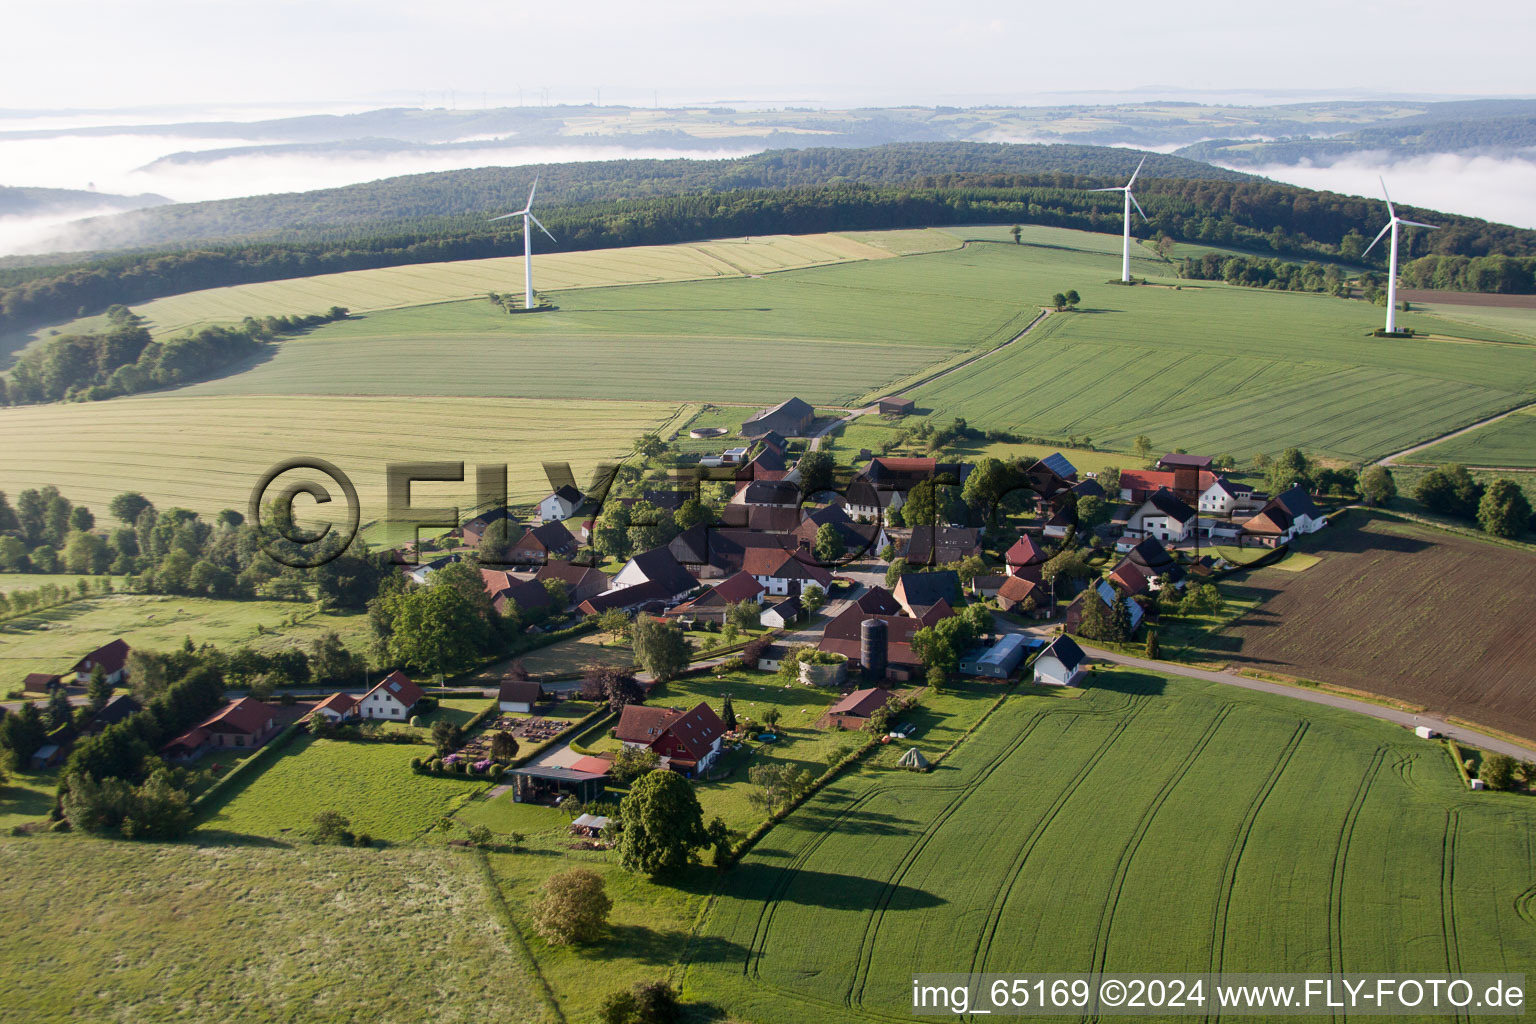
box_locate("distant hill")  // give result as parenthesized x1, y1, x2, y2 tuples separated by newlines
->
(0, 185, 169, 219)
(33, 143, 1251, 254)
(1179, 111, 1536, 167)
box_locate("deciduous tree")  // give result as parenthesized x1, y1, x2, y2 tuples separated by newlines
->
(618, 769, 710, 876)
(533, 868, 612, 945)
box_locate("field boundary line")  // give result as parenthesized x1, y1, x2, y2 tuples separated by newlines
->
(471, 848, 567, 1024)
(1377, 398, 1536, 467)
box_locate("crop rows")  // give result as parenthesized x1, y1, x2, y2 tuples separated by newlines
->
(683, 670, 1536, 1024)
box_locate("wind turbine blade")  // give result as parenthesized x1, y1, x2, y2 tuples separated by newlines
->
(488, 212, 519, 222)
(1380, 176, 1395, 220)
(1128, 190, 1150, 225)
(1088, 187, 1124, 193)
(1399, 219, 1440, 230)
(528, 211, 557, 243)
(1361, 221, 1392, 259)
(527, 174, 539, 210)
(1127, 155, 1148, 189)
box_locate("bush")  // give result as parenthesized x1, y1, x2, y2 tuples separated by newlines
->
(1480, 753, 1519, 790)
(599, 981, 683, 1024)
(532, 868, 612, 946)
(311, 810, 355, 846)
(353, 833, 373, 847)
(432, 759, 444, 772)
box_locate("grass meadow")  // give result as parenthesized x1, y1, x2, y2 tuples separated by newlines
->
(0, 837, 552, 1023)
(0, 591, 371, 686)
(200, 735, 487, 843)
(1415, 301, 1536, 344)
(0, 394, 675, 535)
(683, 666, 1536, 1022)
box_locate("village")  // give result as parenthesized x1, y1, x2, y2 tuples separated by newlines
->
(8, 393, 1337, 836)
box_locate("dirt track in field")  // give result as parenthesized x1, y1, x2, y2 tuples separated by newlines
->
(1203, 512, 1536, 742)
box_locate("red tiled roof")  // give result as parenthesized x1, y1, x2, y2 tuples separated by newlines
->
(569, 755, 613, 776)
(199, 697, 276, 736)
(997, 574, 1038, 604)
(312, 692, 357, 716)
(615, 705, 682, 744)
(1004, 535, 1046, 567)
(827, 687, 892, 718)
(656, 702, 726, 763)
(366, 670, 424, 709)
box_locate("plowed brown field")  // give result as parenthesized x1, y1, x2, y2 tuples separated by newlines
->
(1205, 512, 1536, 741)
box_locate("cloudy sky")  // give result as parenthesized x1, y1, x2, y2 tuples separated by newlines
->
(3, 0, 1533, 110)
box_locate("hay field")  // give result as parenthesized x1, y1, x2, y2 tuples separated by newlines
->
(1413, 403, 1536, 467)
(114, 233, 895, 335)
(684, 667, 1536, 1022)
(0, 394, 673, 530)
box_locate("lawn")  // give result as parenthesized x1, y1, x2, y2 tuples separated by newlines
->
(0, 394, 674, 541)
(0, 573, 108, 596)
(513, 632, 636, 677)
(683, 665, 1536, 1022)
(0, 592, 371, 688)
(0, 769, 60, 830)
(0, 836, 553, 1023)
(1411, 403, 1536, 467)
(199, 735, 488, 843)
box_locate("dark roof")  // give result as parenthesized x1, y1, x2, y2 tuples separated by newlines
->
(742, 397, 814, 437)
(22, 673, 61, 690)
(499, 678, 544, 704)
(1072, 478, 1105, 498)
(757, 430, 788, 452)
(1040, 452, 1078, 479)
(853, 585, 903, 615)
(463, 507, 516, 533)
(904, 526, 980, 567)
(744, 505, 803, 533)
(895, 570, 959, 611)
(579, 580, 671, 614)
(1157, 453, 1214, 470)
(1144, 488, 1196, 523)
(742, 479, 801, 506)
(658, 702, 726, 762)
(1271, 484, 1322, 520)
(548, 484, 584, 504)
(764, 596, 801, 618)
(508, 763, 609, 784)
(73, 638, 130, 676)
(624, 547, 699, 597)
(519, 520, 578, 552)
(1127, 536, 1175, 570)
(1041, 635, 1086, 671)
(536, 560, 608, 588)
(878, 395, 915, 410)
(92, 693, 141, 727)
(492, 578, 556, 615)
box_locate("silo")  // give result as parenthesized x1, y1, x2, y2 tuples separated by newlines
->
(860, 617, 888, 682)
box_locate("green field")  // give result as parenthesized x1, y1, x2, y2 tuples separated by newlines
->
(0, 591, 371, 687)
(1412, 404, 1536, 467)
(1417, 302, 1536, 344)
(0, 837, 549, 1023)
(176, 244, 1047, 407)
(0, 394, 676, 532)
(71, 232, 895, 337)
(684, 667, 1536, 1021)
(907, 267, 1536, 462)
(200, 735, 487, 843)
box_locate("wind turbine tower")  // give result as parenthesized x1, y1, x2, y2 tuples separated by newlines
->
(1362, 177, 1438, 334)
(1091, 156, 1149, 283)
(489, 176, 557, 311)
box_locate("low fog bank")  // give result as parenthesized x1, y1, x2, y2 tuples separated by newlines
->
(1243, 152, 1536, 230)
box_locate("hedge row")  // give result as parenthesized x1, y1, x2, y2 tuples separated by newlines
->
(190, 721, 305, 815)
(566, 711, 619, 756)
(724, 736, 880, 866)
(411, 756, 507, 781)
(1446, 738, 1474, 788)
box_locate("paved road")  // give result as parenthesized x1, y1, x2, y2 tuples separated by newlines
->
(1079, 644, 1536, 761)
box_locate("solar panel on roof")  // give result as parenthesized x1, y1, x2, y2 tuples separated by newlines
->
(1042, 452, 1076, 477)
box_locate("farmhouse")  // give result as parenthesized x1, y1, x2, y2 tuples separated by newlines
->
(498, 678, 545, 714)
(480, 569, 555, 616)
(792, 503, 884, 557)
(1157, 453, 1214, 471)
(893, 570, 960, 618)
(996, 573, 1047, 615)
(741, 547, 833, 597)
(1126, 489, 1197, 543)
(510, 521, 580, 564)
(904, 525, 981, 567)
(742, 397, 814, 438)
(358, 670, 425, 721)
(739, 479, 802, 509)
(85, 693, 141, 734)
(1004, 534, 1047, 575)
(72, 638, 130, 686)
(1197, 475, 1256, 516)
(535, 560, 610, 604)
(839, 479, 904, 520)
(405, 553, 459, 585)
(1239, 485, 1326, 547)
(461, 508, 517, 548)
(1034, 635, 1087, 686)
(1065, 580, 1146, 636)
(162, 697, 279, 760)
(1118, 469, 1216, 506)
(614, 702, 726, 775)
(537, 484, 584, 523)
(582, 547, 700, 613)
(820, 609, 926, 682)
(817, 687, 892, 730)
(665, 570, 766, 623)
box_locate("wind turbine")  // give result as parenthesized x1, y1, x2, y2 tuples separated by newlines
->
(489, 176, 556, 311)
(1362, 177, 1438, 334)
(1091, 155, 1149, 283)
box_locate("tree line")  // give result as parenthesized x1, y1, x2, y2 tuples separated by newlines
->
(0, 305, 348, 406)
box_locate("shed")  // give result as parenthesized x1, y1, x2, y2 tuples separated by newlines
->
(570, 813, 611, 837)
(959, 633, 1030, 679)
(878, 396, 915, 416)
(1414, 725, 1439, 740)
